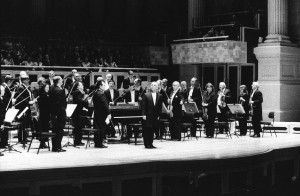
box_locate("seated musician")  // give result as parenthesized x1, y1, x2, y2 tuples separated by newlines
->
(104, 80, 120, 105)
(123, 82, 140, 105)
(123, 70, 134, 89)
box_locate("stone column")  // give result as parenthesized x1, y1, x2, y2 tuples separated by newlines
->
(254, 0, 300, 122)
(265, 0, 290, 43)
(188, 0, 205, 33)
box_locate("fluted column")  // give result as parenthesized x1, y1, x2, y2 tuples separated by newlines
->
(265, 0, 290, 43)
(188, 0, 205, 32)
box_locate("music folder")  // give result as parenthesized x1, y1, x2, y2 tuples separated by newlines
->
(183, 102, 199, 113)
(227, 104, 245, 115)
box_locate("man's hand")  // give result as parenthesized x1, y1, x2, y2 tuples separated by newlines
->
(202, 102, 208, 107)
(12, 99, 16, 104)
(109, 102, 114, 105)
(142, 115, 146, 120)
(188, 98, 193, 102)
(249, 100, 254, 104)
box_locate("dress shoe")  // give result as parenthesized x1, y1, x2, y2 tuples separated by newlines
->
(0, 153, 4, 156)
(58, 149, 66, 152)
(40, 143, 48, 149)
(150, 145, 157, 149)
(95, 145, 108, 148)
(75, 142, 85, 146)
(145, 146, 152, 149)
(52, 149, 59, 152)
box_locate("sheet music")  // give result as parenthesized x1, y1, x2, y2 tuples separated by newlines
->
(5, 108, 19, 123)
(66, 104, 77, 117)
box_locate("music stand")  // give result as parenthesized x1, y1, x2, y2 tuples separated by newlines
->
(227, 104, 245, 137)
(183, 102, 199, 113)
(64, 104, 79, 148)
(2, 109, 22, 153)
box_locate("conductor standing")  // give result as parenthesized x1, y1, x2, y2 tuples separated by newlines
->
(142, 82, 163, 149)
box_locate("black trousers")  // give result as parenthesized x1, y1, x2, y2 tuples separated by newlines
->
(204, 114, 216, 137)
(18, 114, 31, 142)
(170, 116, 181, 140)
(94, 122, 106, 146)
(51, 110, 66, 150)
(252, 117, 262, 135)
(73, 115, 83, 145)
(143, 126, 154, 147)
(0, 122, 9, 147)
(238, 115, 248, 135)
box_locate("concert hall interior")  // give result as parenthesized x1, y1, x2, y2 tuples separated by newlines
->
(1, 0, 300, 196)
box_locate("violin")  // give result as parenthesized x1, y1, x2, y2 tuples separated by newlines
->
(201, 90, 208, 120)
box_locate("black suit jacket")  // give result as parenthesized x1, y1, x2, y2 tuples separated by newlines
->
(104, 88, 120, 103)
(158, 88, 169, 107)
(170, 90, 184, 118)
(203, 91, 218, 116)
(187, 87, 202, 109)
(123, 78, 133, 89)
(142, 92, 162, 128)
(2, 84, 12, 109)
(124, 89, 141, 103)
(15, 84, 32, 115)
(49, 85, 67, 115)
(251, 90, 263, 121)
(72, 90, 88, 118)
(93, 89, 110, 127)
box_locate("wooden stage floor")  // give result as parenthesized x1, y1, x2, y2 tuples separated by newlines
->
(1, 133, 300, 172)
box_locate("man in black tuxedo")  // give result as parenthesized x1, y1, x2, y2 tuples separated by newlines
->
(250, 82, 263, 138)
(104, 80, 120, 105)
(64, 69, 78, 90)
(0, 75, 14, 148)
(217, 82, 231, 134)
(45, 70, 55, 86)
(168, 81, 184, 141)
(180, 81, 188, 102)
(49, 76, 67, 152)
(142, 82, 163, 149)
(93, 79, 111, 148)
(187, 77, 203, 137)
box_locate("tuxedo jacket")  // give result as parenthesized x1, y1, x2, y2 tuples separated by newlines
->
(15, 84, 32, 115)
(158, 88, 169, 107)
(203, 91, 218, 116)
(170, 90, 184, 118)
(142, 92, 163, 129)
(123, 89, 143, 103)
(93, 89, 110, 127)
(2, 83, 12, 109)
(251, 90, 263, 121)
(72, 90, 89, 118)
(49, 85, 67, 115)
(104, 88, 120, 103)
(187, 87, 202, 109)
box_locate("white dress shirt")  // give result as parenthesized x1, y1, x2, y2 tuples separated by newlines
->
(152, 92, 156, 105)
(130, 90, 135, 102)
(109, 89, 114, 100)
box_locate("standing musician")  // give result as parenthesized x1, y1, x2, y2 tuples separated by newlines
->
(238, 85, 250, 136)
(180, 81, 188, 102)
(104, 80, 120, 105)
(64, 69, 78, 90)
(72, 82, 89, 146)
(157, 80, 169, 107)
(202, 83, 218, 138)
(156, 79, 168, 139)
(49, 76, 67, 152)
(168, 81, 184, 141)
(133, 78, 144, 102)
(142, 82, 163, 149)
(0, 85, 5, 155)
(161, 78, 172, 96)
(217, 82, 231, 134)
(15, 75, 36, 143)
(66, 72, 82, 102)
(93, 79, 111, 148)
(104, 73, 113, 90)
(45, 70, 55, 86)
(0, 75, 15, 148)
(37, 83, 51, 148)
(187, 77, 202, 137)
(123, 70, 134, 89)
(249, 82, 263, 138)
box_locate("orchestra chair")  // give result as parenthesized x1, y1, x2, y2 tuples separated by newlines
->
(195, 118, 205, 138)
(63, 117, 77, 148)
(2, 122, 22, 153)
(127, 123, 142, 145)
(159, 118, 170, 141)
(260, 112, 276, 137)
(81, 116, 98, 149)
(214, 121, 232, 139)
(27, 117, 56, 154)
(247, 120, 253, 135)
(181, 112, 197, 140)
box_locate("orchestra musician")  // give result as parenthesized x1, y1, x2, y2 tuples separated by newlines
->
(168, 81, 184, 141)
(187, 77, 202, 137)
(123, 70, 134, 89)
(104, 80, 120, 105)
(238, 85, 250, 136)
(202, 83, 218, 138)
(65, 69, 78, 90)
(45, 70, 55, 86)
(123, 78, 144, 104)
(37, 83, 51, 148)
(93, 79, 111, 148)
(15, 75, 36, 143)
(180, 81, 188, 102)
(217, 82, 231, 134)
(104, 73, 112, 90)
(249, 82, 263, 138)
(0, 86, 5, 155)
(156, 79, 168, 139)
(142, 81, 163, 149)
(0, 75, 15, 148)
(161, 78, 172, 96)
(72, 82, 89, 146)
(49, 76, 67, 152)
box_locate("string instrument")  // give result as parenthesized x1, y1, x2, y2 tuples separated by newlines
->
(249, 95, 253, 116)
(66, 83, 76, 103)
(83, 89, 96, 108)
(29, 95, 40, 118)
(200, 89, 208, 120)
(218, 90, 227, 108)
(138, 81, 150, 101)
(165, 90, 173, 118)
(5, 88, 16, 111)
(113, 86, 132, 103)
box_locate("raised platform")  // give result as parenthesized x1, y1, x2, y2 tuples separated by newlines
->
(1, 132, 300, 196)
